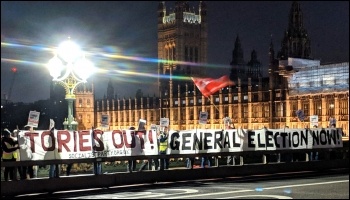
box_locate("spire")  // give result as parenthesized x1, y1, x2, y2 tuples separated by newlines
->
(269, 35, 274, 61)
(158, 1, 166, 24)
(199, 1, 207, 12)
(231, 35, 244, 65)
(107, 79, 114, 100)
(174, 1, 191, 12)
(278, 1, 311, 60)
(158, 1, 165, 11)
(289, 1, 303, 31)
(250, 50, 257, 62)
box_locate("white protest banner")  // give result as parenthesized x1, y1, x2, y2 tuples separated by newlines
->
(310, 115, 318, 127)
(49, 119, 55, 130)
(138, 119, 147, 130)
(101, 114, 109, 128)
(27, 111, 40, 128)
(160, 118, 169, 127)
(16, 128, 342, 161)
(150, 124, 157, 130)
(199, 111, 208, 124)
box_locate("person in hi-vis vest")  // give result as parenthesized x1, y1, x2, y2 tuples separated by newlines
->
(2, 130, 20, 181)
(159, 126, 169, 170)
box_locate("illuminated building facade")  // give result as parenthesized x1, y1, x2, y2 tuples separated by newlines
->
(75, 1, 348, 136)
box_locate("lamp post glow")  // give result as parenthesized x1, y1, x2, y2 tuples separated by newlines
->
(47, 39, 94, 130)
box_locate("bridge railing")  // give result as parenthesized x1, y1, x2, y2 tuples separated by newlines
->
(1, 144, 348, 171)
(1, 145, 349, 197)
(1, 146, 349, 167)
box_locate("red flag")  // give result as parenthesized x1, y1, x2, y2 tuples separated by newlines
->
(191, 75, 235, 97)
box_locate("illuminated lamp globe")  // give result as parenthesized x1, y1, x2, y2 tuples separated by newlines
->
(74, 57, 95, 81)
(47, 56, 64, 80)
(57, 40, 82, 63)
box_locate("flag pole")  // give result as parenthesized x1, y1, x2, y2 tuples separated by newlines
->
(206, 96, 220, 113)
(16, 125, 21, 161)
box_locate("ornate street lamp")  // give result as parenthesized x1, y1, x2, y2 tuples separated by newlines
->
(47, 39, 95, 130)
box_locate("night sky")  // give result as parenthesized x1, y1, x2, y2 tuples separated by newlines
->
(1, 1, 349, 103)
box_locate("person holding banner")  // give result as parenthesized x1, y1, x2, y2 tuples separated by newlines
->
(139, 120, 161, 172)
(226, 124, 236, 165)
(21, 125, 35, 179)
(10, 129, 22, 180)
(329, 116, 336, 128)
(139, 129, 160, 172)
(2, 130, 20, 181)
(224, 118, 237, 166)
(48, 120, 60, 179)
(186, 157, 195, 169)
(92, 127, 103, 175)
(201, 156, 211, 168)
(159, 126, 169, 170)
(127, 127, 137, 173)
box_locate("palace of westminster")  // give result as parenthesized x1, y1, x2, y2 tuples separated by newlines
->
(72, 2, 348, 136)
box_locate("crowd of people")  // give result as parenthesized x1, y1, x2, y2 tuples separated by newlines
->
(0, 122, 224, 180)
(1, 127, 36, 181)
(3, 117, 337, 180)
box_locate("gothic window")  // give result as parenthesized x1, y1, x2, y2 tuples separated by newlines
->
(223, 105, 229, 118)
(166, 47, 169, 63)
(215, 111, 219, 119)
(313, 100, 322, 116)
(252, 104, 259, 118)
(87, 114, 91, 123)
(126, 111, 129, 122)
(189, 107, 194, 120)
(290, 102, 298, 117)
(242, 105, 248, 118)
(87, 99, 91, 107)
(233, 105, 238, 119)
(264, 92, 270, 101)
(339, 98, 348, 115)
(302, 101, 309, 118)
(276, 92, 281, 98)
(326, 99, 335, 116)
(173, 47, 176, 60)
(173, 109, 178, 121)
(79, 98, 82, 107)
(181, 107, 186, 120)
(276, 102, 283, 117)
(144, 110, 148, 122)
(263, 104, 270, 118)
(170, 46, 173, 61)
(253, 94, 259, 102)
